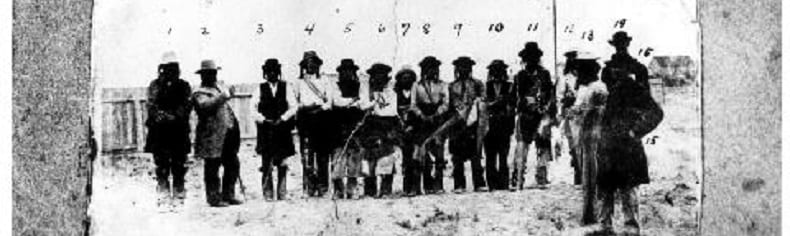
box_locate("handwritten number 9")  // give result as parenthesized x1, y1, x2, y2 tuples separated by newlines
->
(453, 23, 463, 37)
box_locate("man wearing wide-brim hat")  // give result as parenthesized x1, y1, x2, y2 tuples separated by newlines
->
(393, 66, 421, 197)
(191, 59, 243, 207)
(512, 41, 555, 190)
(410, 56, 450, 195)
(294, 50, 333, 197)
(252, 58, 297, 201)
(145, 51, 193, 209)
(329, 58, 366, 199)
(597, 31, 664, 235)
(483, 59, 516, 191)
(355, 63, 401, 198)
(447, 56, 488, 193)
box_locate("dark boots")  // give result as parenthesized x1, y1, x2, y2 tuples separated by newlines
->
(276, 166, 288, 200)
(535, 166, 549, 186)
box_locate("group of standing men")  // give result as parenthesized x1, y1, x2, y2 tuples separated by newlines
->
(144, 31, 663, 234)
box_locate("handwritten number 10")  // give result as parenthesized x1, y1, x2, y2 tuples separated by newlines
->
(489, 22, 504, 32)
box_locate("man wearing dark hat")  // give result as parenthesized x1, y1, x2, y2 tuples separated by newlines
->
(597, 31, 664, 234)
(252, 58, 297, 201)
(448, 56, 487, 193)
(513, 42, 555, 189)
(558, 50, 582, 185)
(295, 50, 333, 197)
(394, 68, 421, 196)
(192, 59, 243, 207)
(358, 63, 400, 198)
(410, 56, 450, 194)
(145, 51, 192, 208)
(483, 59, 515, 191)
(329, 58, 365, 199)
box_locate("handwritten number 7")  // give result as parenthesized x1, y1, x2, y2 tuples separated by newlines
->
(401, 23, 411, 36)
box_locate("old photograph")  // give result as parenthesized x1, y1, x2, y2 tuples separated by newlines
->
(88, 0, 700, 235)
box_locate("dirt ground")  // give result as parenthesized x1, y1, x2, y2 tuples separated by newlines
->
(88, 85, 700, 236)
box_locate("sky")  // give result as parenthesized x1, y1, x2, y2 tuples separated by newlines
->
(92, 0, 698, 88)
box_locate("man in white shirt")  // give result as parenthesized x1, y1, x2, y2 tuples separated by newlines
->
(359, 63, 400, 198)
(295, 51, 333, 197)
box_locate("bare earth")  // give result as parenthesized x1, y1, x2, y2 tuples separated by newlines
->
(89, 86, 700, 236)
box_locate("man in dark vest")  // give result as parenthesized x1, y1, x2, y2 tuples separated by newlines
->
(448, 56, 487, 193)
(192, 59, 243, 207)
(410, 56, 450, 194)
(145, 51, 192, 208)
(253, 59, 297, 201)
(597, 31, 664, 235)
(483, 59, 515, 191)
(513, 42, 555, 189)
(395, 68, 420, 196)
(330, 58, 365, 199)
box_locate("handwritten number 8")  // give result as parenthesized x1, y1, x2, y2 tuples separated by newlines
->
(422, 23, 431, 34)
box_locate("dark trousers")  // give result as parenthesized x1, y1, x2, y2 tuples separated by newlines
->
(421, 141, 446, 193)
(452, 156, 486, 190)
(153, 152, 188, 197)
(261, 157, 288, 200)
(401, 143, 422, 195)
(484, 133, 510, 190)
(203, 128, 241, 204)
(363, 164, 394, 197)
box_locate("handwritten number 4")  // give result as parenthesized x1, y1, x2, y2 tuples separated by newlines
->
(305, 23, 316, 35)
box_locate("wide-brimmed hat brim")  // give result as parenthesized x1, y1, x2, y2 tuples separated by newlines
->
(195, 67, 221, 74)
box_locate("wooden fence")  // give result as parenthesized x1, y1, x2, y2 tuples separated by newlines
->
(101, 84, 259, 153)
(100, 78, 664, 153)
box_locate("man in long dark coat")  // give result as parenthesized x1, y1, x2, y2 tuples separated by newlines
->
(145, 51, 192, 207)
(483, 60, 515, 191)
(513, 42, 555, 189)
(253, 59, 297, 201)
(410, 56, 450, 194)
(192, 59, 243, 207)
(597, 31, 664, 235)
(395, 68, 420, 196)
(330, 59, 365, 199)
(448, 56, 487, 193)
